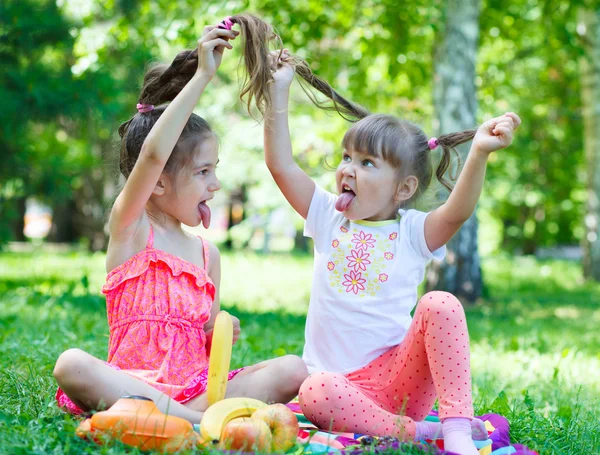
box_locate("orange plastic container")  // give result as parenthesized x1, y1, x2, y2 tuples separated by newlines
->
(76, 396, 200, 452)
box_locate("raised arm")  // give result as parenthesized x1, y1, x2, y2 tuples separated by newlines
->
(110, 27, 237, 238)
(264, 52, 315, 220)
(424, 112, 521, 252)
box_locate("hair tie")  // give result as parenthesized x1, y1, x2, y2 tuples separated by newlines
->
(217, 16, 234, 30)
(136, 103, 154, 113)
(428, 137, 439, 150)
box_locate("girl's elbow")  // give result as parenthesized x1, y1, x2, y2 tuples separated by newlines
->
(441, 205, 474, 226)
(139, 141, 163, 165)
(266, 160, 284, 176)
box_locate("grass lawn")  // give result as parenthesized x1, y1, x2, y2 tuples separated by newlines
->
(0, 249, 598, 454)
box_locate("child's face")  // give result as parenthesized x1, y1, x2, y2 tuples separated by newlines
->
(165, 134, 221, 228)
(335, 148, 402, 221)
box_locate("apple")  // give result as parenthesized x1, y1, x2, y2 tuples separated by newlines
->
(252, 404, 299, 452)
(220, 417, 273, 452)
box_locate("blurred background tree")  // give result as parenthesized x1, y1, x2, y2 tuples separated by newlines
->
(579, 6, 600, 280)
(426, 0, 482, 301)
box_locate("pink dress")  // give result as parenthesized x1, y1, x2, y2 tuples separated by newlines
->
(56, 225, 243, 414)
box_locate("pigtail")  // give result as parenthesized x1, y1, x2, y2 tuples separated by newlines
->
(117, 50, 208, 178)
(293, 60, 370, 121)
(118, 119, 132, 139)
(138, 51, 199, 105)
(228, 14, 278, 115)
(434, 130, 477, 192)
(118, 118, 134, 177)
(231, 13, 369, 121)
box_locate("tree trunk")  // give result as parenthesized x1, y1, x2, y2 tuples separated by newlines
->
(10, 197, 26, 242)
(73, 167, 108, 251)
(48, 198, 78, 243)
(426, 0, 482, 303)
(223, 186, 248, 250)
(294, 228, 309, 252)
(580, 8, 600, 281)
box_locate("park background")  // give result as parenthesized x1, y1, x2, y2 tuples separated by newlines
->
(0, 0, 599, 453)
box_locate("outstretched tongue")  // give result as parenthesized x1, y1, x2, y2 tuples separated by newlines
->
(335, 192, 356, 212)
(198, 202, 212, 228)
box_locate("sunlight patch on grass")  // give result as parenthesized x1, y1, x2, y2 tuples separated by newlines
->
(220, 252, 313, 314)
(553, 306, 581, 319)
(471, 343, 600, 408)
(482, 255, 590, 294)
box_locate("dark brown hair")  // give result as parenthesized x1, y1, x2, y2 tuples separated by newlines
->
(118, 53, 212, 179)
(234, 14, 478, 200)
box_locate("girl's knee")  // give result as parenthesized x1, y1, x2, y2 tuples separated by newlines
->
(53, 348, 95, 387)
(299, 372, 350, 430)
(285, 355, 309, 384)
(299, 372, 346, 407)
(418, 291, 464, 315)
(274, 355, 309, 393)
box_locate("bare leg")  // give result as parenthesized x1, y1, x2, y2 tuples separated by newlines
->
(186, 355, 308, 411)
(54, 348, 203, 423)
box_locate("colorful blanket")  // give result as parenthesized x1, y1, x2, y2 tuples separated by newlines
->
(285, 401, 538, 455)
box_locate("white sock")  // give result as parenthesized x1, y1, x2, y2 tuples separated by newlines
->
(470, 418, 489, 440)
(441, 417, 479, 455)
(414, 420, 443, 440)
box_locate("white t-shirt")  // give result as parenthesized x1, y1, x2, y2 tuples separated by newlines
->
(302, 185, 446, 374)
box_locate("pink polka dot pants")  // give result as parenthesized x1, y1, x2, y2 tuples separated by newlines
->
(299, 291, 474, 440)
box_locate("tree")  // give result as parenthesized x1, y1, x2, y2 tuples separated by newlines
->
(426, 0, 482, 302)
(2, 0, 588, 260)
(579, 7, 600, 280)
(0, 0, 78, 243)
(477, 0, 585, 256)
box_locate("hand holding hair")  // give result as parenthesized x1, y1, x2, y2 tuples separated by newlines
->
(473, 112, 521, 155)
(197, 26, 238, 79)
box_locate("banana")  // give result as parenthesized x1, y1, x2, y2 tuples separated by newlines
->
(206, 311, 234, 406)
(200, 397, 268, 442)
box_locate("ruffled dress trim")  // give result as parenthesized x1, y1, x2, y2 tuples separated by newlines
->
(102, 248, 215, 300)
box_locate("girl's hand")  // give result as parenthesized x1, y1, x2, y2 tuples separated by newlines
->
(473, 112, 521, 155)
(197, 26, 238, 79)
(269, 49, 295, 91)
(231, 315, 241, 344)
(204, 315, 241, 352)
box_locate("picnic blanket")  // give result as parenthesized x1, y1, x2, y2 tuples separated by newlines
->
(285, 401, 539, 455)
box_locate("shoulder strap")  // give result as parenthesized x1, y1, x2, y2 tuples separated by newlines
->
(146, 224, 154, 248)
(200, 237, 210, 270)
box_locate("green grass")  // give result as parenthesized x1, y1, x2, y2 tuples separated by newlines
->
(0, 249, 598, 454)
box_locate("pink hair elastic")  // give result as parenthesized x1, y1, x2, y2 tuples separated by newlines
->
(217, 16, 234, 30)
(428, 137, 439, 150)
(136, 103, 154, 113)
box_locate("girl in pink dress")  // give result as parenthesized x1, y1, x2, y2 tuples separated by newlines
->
(53, 24, 307, 423)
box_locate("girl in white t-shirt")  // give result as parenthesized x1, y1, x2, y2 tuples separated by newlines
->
(259, 49, 519, 455)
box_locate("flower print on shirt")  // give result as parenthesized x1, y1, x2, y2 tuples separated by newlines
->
(346, 249, 371, 272)
(352, 231, 376, 251)
(342, 270, 366, 294)
(326, 223, 400, 297)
